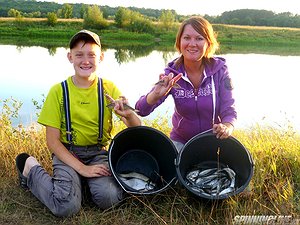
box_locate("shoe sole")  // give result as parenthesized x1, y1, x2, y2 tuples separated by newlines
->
(15, 153, 30, 189)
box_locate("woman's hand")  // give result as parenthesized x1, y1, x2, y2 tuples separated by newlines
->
(212, 123, 234, 139)
(147, 73, 182, 105)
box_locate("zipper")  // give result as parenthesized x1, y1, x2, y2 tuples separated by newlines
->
(194, 88, 198, 101)
(193, 88, 201, 130)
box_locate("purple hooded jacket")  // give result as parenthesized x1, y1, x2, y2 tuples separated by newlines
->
(135, 56, 237, 144)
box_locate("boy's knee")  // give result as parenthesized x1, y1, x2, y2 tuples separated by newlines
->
(51, 178, 82, 217)
(51, 196, 81, 217)
(92, 182, 124, 209)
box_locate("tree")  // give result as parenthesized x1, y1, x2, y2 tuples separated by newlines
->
(83, 5, 108, 29)
(57, 3, 73, 18)
(128, 16, 155, 33)
(31, 11, 41, 18)
(159, 10, 176, 31)
(114, 8, 154, 33)
(80, 4, 87, 18)
(47, 12, 57, 26)
(115, 7, 132, 28)
(7, 8, 22, 18)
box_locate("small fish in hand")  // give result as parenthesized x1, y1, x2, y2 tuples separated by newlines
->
(154, 73, 182, 89)
(105, 93, 139, 113)
(155, 73, 183, 96)
(155, 80, 181, 89)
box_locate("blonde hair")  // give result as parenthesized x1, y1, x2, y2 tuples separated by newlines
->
(175, 16, 219, 67)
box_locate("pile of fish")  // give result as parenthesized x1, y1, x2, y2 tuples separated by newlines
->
(185, 164, 236, 197)
(118, 172, 156, 192)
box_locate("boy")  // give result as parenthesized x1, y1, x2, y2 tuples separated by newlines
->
(15, 30, 141, 217)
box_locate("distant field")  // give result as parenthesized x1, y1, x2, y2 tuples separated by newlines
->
(217, 23, 300, 31)
(0, 17, 300, 55)
(0, 17, 83, 22)
(1, 17, 300, 31)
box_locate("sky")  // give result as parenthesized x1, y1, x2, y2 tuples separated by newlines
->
(44, 0, 300, 16)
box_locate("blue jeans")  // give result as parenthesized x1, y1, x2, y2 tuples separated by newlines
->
(27, 147, 124, 217)
(172, 140, 185, 152)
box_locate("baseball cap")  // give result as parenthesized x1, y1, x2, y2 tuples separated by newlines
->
(69, 29, 101, 49)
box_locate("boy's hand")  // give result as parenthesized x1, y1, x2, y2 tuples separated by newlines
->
(79, 164, 111, 178)
(106, 94, 139, 113)
(105, 93, 141, 127)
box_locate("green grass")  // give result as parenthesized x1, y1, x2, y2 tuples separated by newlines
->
(1, 18, 300, 55)
(0, 99, 299, 224)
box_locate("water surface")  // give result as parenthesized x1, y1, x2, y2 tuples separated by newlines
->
(0, 45, 299, 131)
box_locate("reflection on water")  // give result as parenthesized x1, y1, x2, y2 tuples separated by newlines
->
(0, 44, 299, 131)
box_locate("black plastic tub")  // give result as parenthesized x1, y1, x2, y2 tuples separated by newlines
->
(109, 127, 254, 199)
(108, 126, 178, 195)
(175, 132, 254, 200)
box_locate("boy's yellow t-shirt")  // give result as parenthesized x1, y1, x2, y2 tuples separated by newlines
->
(38, 76, 121, 147)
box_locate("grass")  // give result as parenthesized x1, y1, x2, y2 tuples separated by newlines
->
(0, 99, 299, 224)
(1, 17, 300, 55)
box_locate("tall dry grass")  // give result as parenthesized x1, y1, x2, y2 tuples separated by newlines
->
(0, 98, 299, 224)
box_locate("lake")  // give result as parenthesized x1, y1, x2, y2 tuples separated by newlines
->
(0, 44, 299, 131)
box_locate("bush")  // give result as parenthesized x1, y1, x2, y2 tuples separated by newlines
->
(47, 12, 57, 27)
(128, 17, 155, 33)
(83, 5, 108, 29)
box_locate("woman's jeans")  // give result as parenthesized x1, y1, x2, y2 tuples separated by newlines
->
(172, 140, 184, 152)
(27, 146, 124, 217)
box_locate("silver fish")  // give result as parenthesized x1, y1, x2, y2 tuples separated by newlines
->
(185, 166, 236, 197)
(219, 186, 235, 195)
(118, 172, 156, 192)
(198, 168, 218, 177)
(186, 170, 200, 182)
(119, 172, 150, 182)
(119, 177, 156, 191)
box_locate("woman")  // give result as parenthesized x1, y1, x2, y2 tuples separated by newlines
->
(135, 16, 237, 151)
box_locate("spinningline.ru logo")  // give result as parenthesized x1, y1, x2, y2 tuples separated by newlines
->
(233, 215, 299, 224)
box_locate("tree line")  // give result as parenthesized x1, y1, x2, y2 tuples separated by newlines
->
(0, 0, 300, 28)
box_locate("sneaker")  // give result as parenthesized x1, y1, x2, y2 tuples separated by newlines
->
(15, 153, 30, 189)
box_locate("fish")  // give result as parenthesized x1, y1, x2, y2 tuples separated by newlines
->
(154, 80, 181, 89)
(185, 165, 236, 197)
(106, 102, 140, 113)
(119, 172, 150, 182)
(119, 177, 156, 191)
(105, 93, 139, 113)
(154, 73, 183, 94)
(118, 172, 156, 192)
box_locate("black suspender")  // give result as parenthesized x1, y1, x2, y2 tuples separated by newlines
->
(97, 78, 104, 145)
(61, 80, 72, 144)
(61, 77, 104, 146)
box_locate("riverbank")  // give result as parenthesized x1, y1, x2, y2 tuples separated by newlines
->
(0, 109, 299, 224)
(1, 17, 300, 55)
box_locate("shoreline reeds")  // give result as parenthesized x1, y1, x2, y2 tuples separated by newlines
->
(0, 101, 299, 224)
